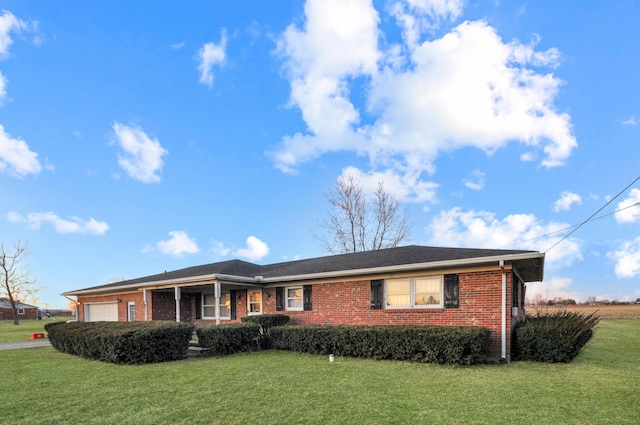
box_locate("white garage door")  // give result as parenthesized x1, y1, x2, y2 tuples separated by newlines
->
(85, 303, 118, 322)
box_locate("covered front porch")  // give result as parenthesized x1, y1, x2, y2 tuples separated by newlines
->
(142, 280, 265, 326)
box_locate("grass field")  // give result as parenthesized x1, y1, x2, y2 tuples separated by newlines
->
(0, 317, 69, 343)
(1, 319, 639, 424)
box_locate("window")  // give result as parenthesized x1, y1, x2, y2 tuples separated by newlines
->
(127, 302, 135, 322)
(386, 276, 442, 308)
(286, 286, 303, 311)
(17, 308, 25, 315)
(248, 290, 262, 315)
(203, 293, 230, 319)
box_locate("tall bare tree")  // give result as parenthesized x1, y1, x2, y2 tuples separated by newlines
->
(318, 174, 410, 254)
(1, 241, 39, 325)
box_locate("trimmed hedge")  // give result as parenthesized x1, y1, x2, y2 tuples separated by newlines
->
(45, 321, 193, 364)
(512, 311, 600, 362)
(196, 323, 261, 355)
(241, 314, 290, 348)
(241, 314, 290, 328)
(271, 325, 491, 364)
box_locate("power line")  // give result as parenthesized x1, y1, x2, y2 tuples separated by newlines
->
(544, 176, 640, 253)
(500, 201, 640, 249)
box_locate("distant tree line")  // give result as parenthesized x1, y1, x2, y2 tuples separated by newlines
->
(526, 296, 637, 306)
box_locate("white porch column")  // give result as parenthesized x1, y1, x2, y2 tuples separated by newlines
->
(143, 289, 149, 321)
(175, 286, 181, 322)
(214, 281, 222, 325)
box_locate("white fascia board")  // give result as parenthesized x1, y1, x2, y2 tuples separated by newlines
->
(261, 252, 545, 284)
(61, 273, 265, 297)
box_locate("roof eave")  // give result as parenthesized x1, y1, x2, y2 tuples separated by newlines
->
(62, 251, 545, 297)
(263, 252, 545, 284)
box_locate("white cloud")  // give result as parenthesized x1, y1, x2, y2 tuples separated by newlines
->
(526, 276, 585, 304)
(615, 188, 640, 223)
(270, 0, 380, 173)
(0, 72, 7, 105)
(608, 237, 640, 278)
(390, 0, 464, 47)
(210, 240, 231, 258)
(622, 116, 637, 126)
(463, 169, 485, 191)
(271, 2, 576, 184)
(553, 190, 582, 212)
(0, 124, 41, 178)
(112, 122, 168, 184)
(197, 29, 227, 88)
(0, 10, 33, 105)
(153, 231, 200, 257)
(7, 211, 109, 235)
(234, 236, 270, 261)
(0, 10, 29, 59)
(425, 207, 582, 265)
(339, 165, 438, 203)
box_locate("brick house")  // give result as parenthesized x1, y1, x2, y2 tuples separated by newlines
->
(0, 297, 39, 320)
(62, 245, 544, 361)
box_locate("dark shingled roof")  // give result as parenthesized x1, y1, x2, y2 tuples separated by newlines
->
(0, 298, 39, 309)
(259, 245, 537, 277)
(63, 245, 543, 295)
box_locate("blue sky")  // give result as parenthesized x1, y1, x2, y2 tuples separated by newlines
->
(1, 1, 639, 309)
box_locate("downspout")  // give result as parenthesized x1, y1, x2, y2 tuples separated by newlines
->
(215, 281, 221, 325)
(499, 260, 507, 361)
(143, 289, 148, 321)
(174, 287, 181, 322)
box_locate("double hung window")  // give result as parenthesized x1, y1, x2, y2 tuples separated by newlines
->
(286, 286, 303, 311)
(385, 276, 442, 308)
(248, 290, 262, 315)
(203, 293, 230, 319)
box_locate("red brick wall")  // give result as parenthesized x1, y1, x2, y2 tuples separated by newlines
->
(77, 292, 146, 321)
(75, 268, 521, 360)
(0, 307, 38, 320)
(261, 269, 516, 360)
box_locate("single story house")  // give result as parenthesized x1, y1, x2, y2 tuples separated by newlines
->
(0, 297, 39, 320)
(62, 245, 544, 361)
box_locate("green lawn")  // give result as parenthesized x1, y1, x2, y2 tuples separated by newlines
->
(1, 320, 639, 425)
(0, 318, 69, 343)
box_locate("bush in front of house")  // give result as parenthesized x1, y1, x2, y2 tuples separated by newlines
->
(45, 321, 193, 364)
(512, 310, 600, 363)
(241, 314, 290, 329)
(240, 314, 290, 348)
(196, 323, 261, 355)
(271, 325, 491, 364)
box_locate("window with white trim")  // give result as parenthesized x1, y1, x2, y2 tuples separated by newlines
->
(127, 302, 135, 322)
(386, 276, 442, 308)
(17, 308, 25, 315)
(247, 290, 262, 315)
(286, 286, 303, 311)
(203, 293, 231, 319)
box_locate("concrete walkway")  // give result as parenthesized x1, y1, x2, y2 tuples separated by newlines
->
(0, 340, 51, 351)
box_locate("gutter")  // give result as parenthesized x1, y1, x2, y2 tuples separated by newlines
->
(499, 260, 507, 361)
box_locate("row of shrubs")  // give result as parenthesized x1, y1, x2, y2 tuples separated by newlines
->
(271, 325, 490, 364)
(196, 314, 292, 354)
(45, 321, 193, 364)
(512, 310, 600, 362)
(196, 315, 490, 364)
(45, 311, 600, 365)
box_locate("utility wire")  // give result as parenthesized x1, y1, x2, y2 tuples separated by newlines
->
(500, 201, 640, 249)
(544, 175, 640, 253)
